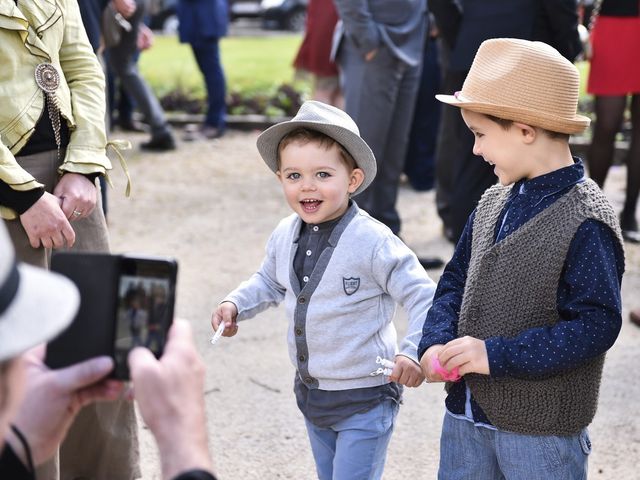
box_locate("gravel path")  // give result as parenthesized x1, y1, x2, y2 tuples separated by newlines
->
(106, 130, 640, 479)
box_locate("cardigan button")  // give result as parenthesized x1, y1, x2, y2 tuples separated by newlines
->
(298, 296, 306, 304)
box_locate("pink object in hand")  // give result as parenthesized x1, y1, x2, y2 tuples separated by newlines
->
(431, 357, 461, 382)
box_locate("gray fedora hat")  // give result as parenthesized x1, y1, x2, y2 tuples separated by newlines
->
(256, 101, 377, 195)
(0, 223, 79, 362)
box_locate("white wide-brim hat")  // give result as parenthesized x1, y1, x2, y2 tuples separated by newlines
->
(436, 38, 591, 134)
(0, 223, 79, 362)
(256, 101, 377, 196)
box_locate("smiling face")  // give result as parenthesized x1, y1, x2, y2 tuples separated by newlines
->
(277, 140, 364, 224)
(461, 109, 537, 185)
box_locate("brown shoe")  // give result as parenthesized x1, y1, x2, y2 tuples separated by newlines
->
(630, 308, 640, 327)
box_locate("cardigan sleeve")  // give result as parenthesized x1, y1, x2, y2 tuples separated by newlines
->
(371, 233, 437, 363)
(225, 228, 287, 321)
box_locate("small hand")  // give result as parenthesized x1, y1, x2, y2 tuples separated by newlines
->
(389, 355, 424, 387)
(420, 345, 447, 383)
(211, 301, 239, 337)
(439, 336, 490, 376)
(54, 173, 97, 221)
(137, 24, 154, 50)
(431, 357, 460, 382)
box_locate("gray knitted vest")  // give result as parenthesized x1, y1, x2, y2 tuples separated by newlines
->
(457, 178, 624, 436)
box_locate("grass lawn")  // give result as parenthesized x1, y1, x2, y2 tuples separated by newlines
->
(139, 34, 308, 101)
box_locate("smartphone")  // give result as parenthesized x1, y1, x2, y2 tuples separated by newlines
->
(46, 253, 178, 380)
(112, 256, 177, 379)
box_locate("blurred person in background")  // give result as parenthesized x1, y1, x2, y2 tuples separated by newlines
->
(586, 0, 640, 243)
(178, 0, 229, 140)
(107, 0, 177, 151)
(293, 0, 342, 108)
(331, 0, 427, 238)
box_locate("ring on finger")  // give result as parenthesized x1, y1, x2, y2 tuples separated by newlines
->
(72, 209, 82, 217)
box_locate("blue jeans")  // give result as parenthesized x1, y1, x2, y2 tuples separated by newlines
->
(191, 40, 226, 130)
(439, 414, 591, 480)
(304, 400, 398, 480)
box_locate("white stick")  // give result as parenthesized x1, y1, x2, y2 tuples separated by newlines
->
(210, 323, 226, 345)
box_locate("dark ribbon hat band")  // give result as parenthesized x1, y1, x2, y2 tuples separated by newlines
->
(0, 261, 20, 316)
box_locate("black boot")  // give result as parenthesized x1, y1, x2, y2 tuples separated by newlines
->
(141, 131, 176, 152)
(620, 212, 640, 243)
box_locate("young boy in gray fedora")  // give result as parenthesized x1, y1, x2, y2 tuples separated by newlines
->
(212, 100, 437, 479)
(418, 38, 625, 479)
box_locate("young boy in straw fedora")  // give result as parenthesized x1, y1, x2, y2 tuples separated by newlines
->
(418, 38, 625, 478)
(212, 100, 437, 479)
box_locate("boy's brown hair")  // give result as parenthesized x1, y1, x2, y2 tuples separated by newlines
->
(484, 114, 570, 141)
(277, 127, 357, 171)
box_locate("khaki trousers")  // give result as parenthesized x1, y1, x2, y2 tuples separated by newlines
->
(4, 149, 140, 480)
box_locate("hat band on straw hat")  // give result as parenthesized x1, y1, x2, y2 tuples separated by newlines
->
(454, 98, 591, 134)
(0, 261, 19, 316)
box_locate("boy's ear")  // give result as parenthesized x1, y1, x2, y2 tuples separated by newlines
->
(513, 122, 537, 144)
(348, 168, 365, 194)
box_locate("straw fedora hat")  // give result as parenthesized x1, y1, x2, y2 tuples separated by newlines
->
(0, 223, 79, 362)
(436, 38, 590, 134)
(256, 101, 377, 196)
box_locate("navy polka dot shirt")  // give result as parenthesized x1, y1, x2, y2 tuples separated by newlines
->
(418, 159, 624, 427)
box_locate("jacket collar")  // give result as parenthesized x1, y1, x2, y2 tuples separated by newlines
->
(0, 0, 61, 60)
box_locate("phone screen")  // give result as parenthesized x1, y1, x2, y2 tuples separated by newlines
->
(113, 257, 177, 379)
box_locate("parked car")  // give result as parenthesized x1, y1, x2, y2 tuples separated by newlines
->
(148, 0, 178, 34)
(261, 0, 307, 32)
(229, 0, 262, 21)
(149, 0, 307, 34)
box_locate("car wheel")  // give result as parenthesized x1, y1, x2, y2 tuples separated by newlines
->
(284, 7, 306, 32)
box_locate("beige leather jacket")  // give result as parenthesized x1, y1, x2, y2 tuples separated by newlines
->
(0, 0, 111, 219)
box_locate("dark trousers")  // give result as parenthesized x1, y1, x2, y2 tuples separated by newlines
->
(404, 36, 441, 191)
(435, 69, 496, 243)
(106, 0, 169, 137)
(338, 37, 422, 235)
(191, 39, 227, 130)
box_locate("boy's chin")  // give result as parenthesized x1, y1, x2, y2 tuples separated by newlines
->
(497, 173, 520, 186)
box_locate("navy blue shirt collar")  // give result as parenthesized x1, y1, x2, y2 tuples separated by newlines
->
(510, 157, 585, 200)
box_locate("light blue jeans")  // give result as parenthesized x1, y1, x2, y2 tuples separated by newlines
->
(439, 413, 591, 480)
(304, 400, 398, 480)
